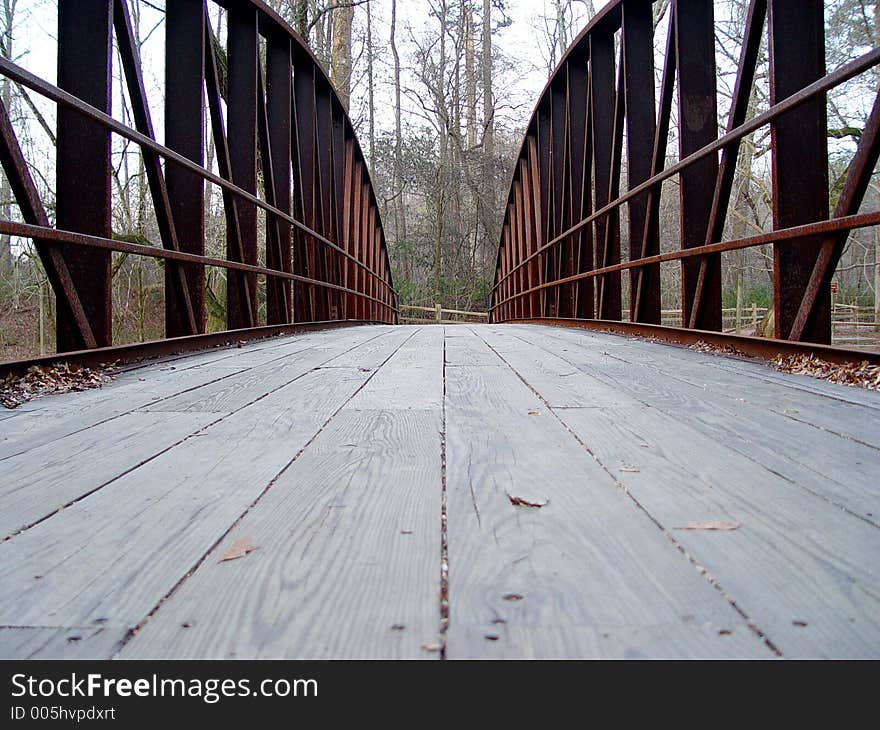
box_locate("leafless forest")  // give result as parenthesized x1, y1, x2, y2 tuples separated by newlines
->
(1, 0, 879, 360)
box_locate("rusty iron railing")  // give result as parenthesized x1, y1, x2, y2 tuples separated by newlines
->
(0, 0, 396, 367)
(490, 0, 880, 360)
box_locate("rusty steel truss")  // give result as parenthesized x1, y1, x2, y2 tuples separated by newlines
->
(490, 0, 880, 358)
(0, 0, 396, 367)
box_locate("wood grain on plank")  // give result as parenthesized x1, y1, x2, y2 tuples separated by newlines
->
(444, 330, 500, 366)
(0, 410, 216, 539)
(444, 361, 767, 658)
(0, 328, 375, 458)
(0, 626, 126, 659)
(495, 326, 880, 521)
(0, 362, 391, 631)
(531, 325, 880, 447)
(346, 327, 443, 410)
(119, 409, 443, 659)
(144, 330, 387, 413)
(554, 403, 880, 658)
(482, 325, 880, 657)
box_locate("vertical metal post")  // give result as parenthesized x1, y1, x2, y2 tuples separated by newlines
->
(359, 179, 370, 320)
(372, 207, 381, 321)
(675, 0, 720, 331)
(527, 137, 544, 317)
(292, 52, 321, 321)
(568, 54, 593, 320)
(266, 32, 293, 325)
(164, 0, 205, 337)
(345, 145, 361, 319)
(331, 99, 346, 319)
(623, 2, 659, 324)
(227, 3, 258, 329)
(504, 229, 511, 322)
(536, 102, 553, 316)
(550, 83, 567, 317)
(769, 0, 830, 342)
(352, 163, 365, 320)
(590, 32, 620, 321)
(56, 0, 113, 351)
(315, 80, 336, 318)
(513, 181, 526, 319)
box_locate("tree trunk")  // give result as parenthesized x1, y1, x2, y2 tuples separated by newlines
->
(874, 226, 879, 328)
(465, 2, 476, 150)
(366, 1, 376, 164)
(330, 3, 354, 111)
(481, 0, 493, 155)
(435, 0, 449, 307)
(294, 0, 307, 38)
(390, 0, 407, 264)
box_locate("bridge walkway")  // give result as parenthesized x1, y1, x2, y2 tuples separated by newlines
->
(1, 324, 878, 659)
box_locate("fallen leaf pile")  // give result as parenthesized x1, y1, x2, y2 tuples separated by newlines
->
(773, 354, 880, 391)
(1, 362, 116, 409)
(689, 340, 746, 356)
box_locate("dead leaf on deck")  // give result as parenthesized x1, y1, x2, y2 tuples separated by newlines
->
(218, 537, 258, 562)
(675, 521, 740, 531)
(508, 495, 548, 508)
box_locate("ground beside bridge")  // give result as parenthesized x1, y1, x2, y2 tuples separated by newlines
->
(1, 323, 878, 659)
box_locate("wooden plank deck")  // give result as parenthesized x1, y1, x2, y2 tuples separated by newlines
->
(0, 323, 878, 659)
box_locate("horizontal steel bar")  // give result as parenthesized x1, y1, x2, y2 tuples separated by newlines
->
(493, 45, 880, 293)
(0, 56, 396, 297)
(0, 320, 376, 378)
(0, 220, 397, 313)
(492, 209, 880, 310)
(514, 317, 880, 366)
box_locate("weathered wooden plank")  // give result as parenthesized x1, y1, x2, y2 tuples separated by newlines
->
(313, 326, 412, 371)
(480, 325, 880, 657)
(0, 334, 334, 459)
(119, 409, 443, 659)
(450, 622, 764, 660)
(504, 326, 880, 521)
(444, 361, 768, 658)
(466, 327, 631, 408)
(0, 410, 216, 539)
(144, 329, 388, 413)
(708, 358, 880, 410)
(0, 365, 245, 460)
(345, 327, 443, 410)
(0, 626, 125, 660)
(444, 330, 500, 366)
(531, 325, 880, 447)
(555, 404, 880, 658)
(0, 354, 399, 631)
